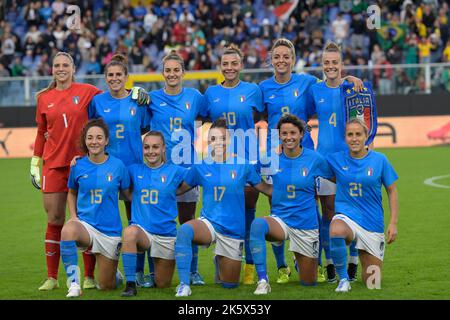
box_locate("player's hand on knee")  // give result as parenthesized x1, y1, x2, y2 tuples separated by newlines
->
(30, 156, 41, 190)
(131, 86, 150, 106)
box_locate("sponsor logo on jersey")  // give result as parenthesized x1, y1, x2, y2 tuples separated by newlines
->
(318, 98, 325, 103)
(161, 175, 166, 183)
(367, 167, 373, 176)
(293, 89, 299, 98)
(213, 98, 220, 103)
(269, 95, 275, 100)
(205, 173, 212, 177)
(301, 167, 308, 177)
(231, 170, 237, 179)
(342, 166, 349, 171)
(160, 102, 167, 106)
(47, 103, 54, 108)
(130, 107, 136, 116)
(239, 95, 245, 103)
(104, 108, 111, 113)
(73, 96, 80, 105)
(138, 175, 143, 179)
(107, 173, 113, 182)
(185, 102, 190, 110)
(81, 174, 89, 179)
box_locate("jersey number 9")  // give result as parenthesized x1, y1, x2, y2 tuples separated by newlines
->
(141, 189, 158, 204)
(287, 185, 296, 198)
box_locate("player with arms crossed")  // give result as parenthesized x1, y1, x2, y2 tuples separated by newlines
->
(203, 44, 264, 284)
(259, 38, 364, 283)
(121, 131, 188, 297)
(327, 119, 398, 292)
(173, 118, 272, 297)
(147, 51, 207, 286)
(61, 119, 131, 298)
(250, 115, 333, 295)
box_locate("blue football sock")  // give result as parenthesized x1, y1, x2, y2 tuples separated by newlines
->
(271, 241, 286, 269)
(250, 218, 269, 282)
(147, 249, 154, 274)
(175, 224, 194, 285)
(349, 240, 358, 264)
(60, 240, 79, 285)
(317, 210, 323, 267)
(122, 253, 137, 282)
(330, 237, 348, 281)
(245, 208, 256, 265)
(190, 245, 199, 273)
(321, 216, 332, 262)
(136, 252, 145, 273)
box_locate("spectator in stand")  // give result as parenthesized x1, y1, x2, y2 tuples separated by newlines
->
(418, 36, 432, 64)
(11, 56, 26, 76)
(0, 62, 10, 77)
(130, 45, 145, 73)
(350, 13, 366, 53)
(332, 12, 349, 46)
(24, 1, 41, 28)
(51, 0, 66, 18)
(39, 1, 53, 24)
(378, 54, 394, 95)
(443, 39, 450, 62)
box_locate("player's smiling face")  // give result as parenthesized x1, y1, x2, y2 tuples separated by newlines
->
(346, 122, 368, 154)
(52, 55, 74, 84)
(279, 123, 303, 151)
(220, 53, 243, 83)
(208, 127, 229, 160)
(163, 60, 184, 89)
(86, 126, 108, 157)
(143, 135, 165, 167)
(272, 45, 294, 76)
(323, 51, 342, 81)
(106, 65, 127, 94)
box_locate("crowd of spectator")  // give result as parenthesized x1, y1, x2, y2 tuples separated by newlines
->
(0, 0, 450, 93)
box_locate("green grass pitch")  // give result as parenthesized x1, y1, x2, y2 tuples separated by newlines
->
(1, 146, 450, 300)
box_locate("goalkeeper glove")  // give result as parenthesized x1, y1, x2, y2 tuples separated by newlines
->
(131, 86, 150, 106)
(30, 156, 42, 190)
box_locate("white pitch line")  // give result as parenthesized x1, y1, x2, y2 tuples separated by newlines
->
(423, 174, 450, 189)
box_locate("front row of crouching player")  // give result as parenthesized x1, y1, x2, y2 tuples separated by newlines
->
(56, 114, 398, 298)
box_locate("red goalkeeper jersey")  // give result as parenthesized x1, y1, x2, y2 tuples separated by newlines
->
(34, 83, 102, 168)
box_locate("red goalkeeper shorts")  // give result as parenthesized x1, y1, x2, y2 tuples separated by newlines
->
(42, 165, 70, 193)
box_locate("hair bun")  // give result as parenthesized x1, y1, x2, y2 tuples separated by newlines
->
(111, 54, 128, 64)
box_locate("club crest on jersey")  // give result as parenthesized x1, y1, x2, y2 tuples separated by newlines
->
(301, 167, 308, 177)
(130, 107, 136, 116)
(185, 102, 190, 110)
(107, 173, 113, 182)
(73, 96, 80, 105)
(230, 170, 237, 179)
(293, 89, 299, 98)
(161, 175, 166, 183)
(367, 167, 374, 176)
(239, 95, 245, 103)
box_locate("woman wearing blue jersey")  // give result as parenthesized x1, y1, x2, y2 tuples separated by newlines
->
(259, 38, 364, 284)
(61, 119, 131, 298)
(203, 44, 264, 285)
(121, 131, 188, 297)
(327, 119, 398, 293)
(174, 118, 272, 297)
(147, 51, 207, 285)
(250, 115, 333, 295)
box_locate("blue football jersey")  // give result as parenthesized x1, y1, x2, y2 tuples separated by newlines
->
(128, 163, 186, 237)
(327, 150, 398, 233)
(184, 157, 261, 239)
(204, 81, 263, 164)
(68, 155, 130, 237)
(88, 92, 151, 166)
(310, 81, 348, 156)
(259, 73, 319, 153)
(149, 88, 206, 167)
(268, 149, 333, 230)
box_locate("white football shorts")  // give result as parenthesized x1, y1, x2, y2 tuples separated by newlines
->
(315, 176, 336, 196)
(134, 224, 175, 260)
(78, 221, 122, 261)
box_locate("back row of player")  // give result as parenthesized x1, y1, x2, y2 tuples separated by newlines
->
(30, 38, 397, 296)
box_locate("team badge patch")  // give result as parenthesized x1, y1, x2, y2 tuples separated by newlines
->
(185, 102, 190, 110)
(231, 170, 237, 179)
(107, 173, 113, 182)
(239, 95, 245, 103)
(161, 175, 166, 183)
(367, 167, 373, 176)
(73, 96, 80, 105)
(130, 107, 136, 116)
(301, 167, 308, 177)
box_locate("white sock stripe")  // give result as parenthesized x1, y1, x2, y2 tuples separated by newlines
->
(45, 240, 60, 244)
